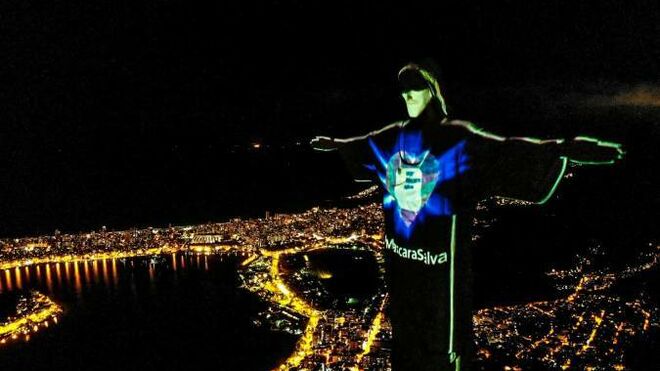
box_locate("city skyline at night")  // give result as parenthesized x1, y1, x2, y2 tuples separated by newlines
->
(0, 189, 657, 369)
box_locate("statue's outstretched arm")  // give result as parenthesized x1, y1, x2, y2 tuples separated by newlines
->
(310, 136, 340, 152)
(560, 136, 625, 165)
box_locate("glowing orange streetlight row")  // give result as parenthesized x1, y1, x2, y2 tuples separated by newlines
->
(0, 291, 62, 346)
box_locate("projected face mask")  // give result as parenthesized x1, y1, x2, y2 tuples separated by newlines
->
(398, 64, 448, 118)
(402, 89, 433, 118)
(399, 69, 433, 118)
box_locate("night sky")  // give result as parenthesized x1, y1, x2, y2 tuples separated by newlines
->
(1, 0, 659, 237)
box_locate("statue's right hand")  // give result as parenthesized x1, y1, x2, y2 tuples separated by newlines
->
(310, 136, 339, 151)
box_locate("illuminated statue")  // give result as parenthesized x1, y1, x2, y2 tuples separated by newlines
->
(311, 60, 623, 370)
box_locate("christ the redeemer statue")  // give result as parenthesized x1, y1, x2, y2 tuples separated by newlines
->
(311, 60, 623, 371)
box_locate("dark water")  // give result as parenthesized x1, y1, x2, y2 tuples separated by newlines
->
(0, 254, 297, 371)
(282, 249, 381, 310)
(307, 249, 381, 301)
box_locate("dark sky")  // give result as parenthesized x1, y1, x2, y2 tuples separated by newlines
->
(3, 0, 658, 139)
(1, 0, 658, 236)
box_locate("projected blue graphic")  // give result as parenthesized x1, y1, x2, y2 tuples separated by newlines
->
(367, 132, 469, 239)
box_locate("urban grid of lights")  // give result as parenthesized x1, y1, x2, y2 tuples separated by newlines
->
(0, 189, 657, 370)
(0, 291, 62, 346)
(240, 241, 388, 370)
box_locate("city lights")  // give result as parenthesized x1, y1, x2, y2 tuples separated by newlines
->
(0, 191, 656, 369)
(0, 291, 62, 346)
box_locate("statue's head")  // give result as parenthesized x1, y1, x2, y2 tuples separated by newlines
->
(398, 61, 448, 118)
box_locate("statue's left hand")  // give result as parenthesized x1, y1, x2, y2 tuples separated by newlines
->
(310, 136, 339, 152)
(563, 137, 625, 164)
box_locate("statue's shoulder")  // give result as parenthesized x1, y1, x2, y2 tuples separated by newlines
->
(334, 120, 405, 143)
(442, 119, 477, 130)
(377, 119, 407, 133)
(442, 119, 505, 141)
